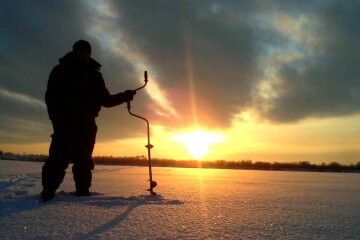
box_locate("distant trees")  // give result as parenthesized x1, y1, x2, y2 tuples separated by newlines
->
(0, 151, 47, 162)
(90, 157, 359, 172)
(0, 151, 359, 172)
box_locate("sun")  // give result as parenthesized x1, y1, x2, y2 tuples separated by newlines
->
(171, 130, 224, 160)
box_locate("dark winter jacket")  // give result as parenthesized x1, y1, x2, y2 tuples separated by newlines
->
(45, 52, 127, 123)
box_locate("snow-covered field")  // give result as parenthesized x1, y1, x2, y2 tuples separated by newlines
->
(0, 160, 359, 240)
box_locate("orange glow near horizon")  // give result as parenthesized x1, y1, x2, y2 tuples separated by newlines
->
(3, 115, 360, 165)
(171, 130, 224, 160)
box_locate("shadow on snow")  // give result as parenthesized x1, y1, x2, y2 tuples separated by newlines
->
(1, 189, 184, 238)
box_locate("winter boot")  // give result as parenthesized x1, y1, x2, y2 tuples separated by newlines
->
(76, 188, 90, 197)
(40, 189, 55, 202)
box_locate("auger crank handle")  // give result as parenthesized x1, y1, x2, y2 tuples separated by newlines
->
(133, 71, 148, 92)
(127, 71, 148, 110)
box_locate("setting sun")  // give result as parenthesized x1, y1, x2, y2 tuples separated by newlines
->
(171, 130, 224, 160)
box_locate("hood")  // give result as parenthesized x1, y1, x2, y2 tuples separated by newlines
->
(59, 52, 102, 70)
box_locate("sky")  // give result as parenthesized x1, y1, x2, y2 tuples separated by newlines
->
(1, 0, 360, 163)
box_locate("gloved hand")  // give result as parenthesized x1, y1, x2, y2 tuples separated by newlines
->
(123, 90, 136, 102)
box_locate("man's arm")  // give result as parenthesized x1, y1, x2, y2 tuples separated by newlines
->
(101, 90, 136, 107)
(97, 73, 135, 107)
(45, 66, 61, 120)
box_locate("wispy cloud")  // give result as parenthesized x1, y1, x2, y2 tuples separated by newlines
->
(0, 88, 45, 109)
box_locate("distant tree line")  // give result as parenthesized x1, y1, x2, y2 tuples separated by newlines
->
(0, 151, 47, 162)
(1, 151, 359, 172)
(93, 156, 360, 172)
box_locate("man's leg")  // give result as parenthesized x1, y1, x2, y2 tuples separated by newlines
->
(41, 133, 71, 202)
(72, 159, 95, 196)
(72, 122, 97, 196)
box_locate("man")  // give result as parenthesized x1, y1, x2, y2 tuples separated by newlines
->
(41, 40, 135, 202)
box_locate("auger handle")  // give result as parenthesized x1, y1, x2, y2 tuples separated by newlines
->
(127, 71, 148, 110)
(133, 71, 148, 92)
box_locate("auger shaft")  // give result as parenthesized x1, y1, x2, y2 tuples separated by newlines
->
(126, 71, 157, 195)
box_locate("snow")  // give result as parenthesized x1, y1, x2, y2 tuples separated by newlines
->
(1, 160, 360, 239)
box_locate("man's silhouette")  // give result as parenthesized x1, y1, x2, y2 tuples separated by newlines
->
(41, 40, 135, 202)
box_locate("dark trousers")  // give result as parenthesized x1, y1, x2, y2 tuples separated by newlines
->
(42, 120, 97, 192)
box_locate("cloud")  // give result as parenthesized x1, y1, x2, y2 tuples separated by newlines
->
(0, 87, 50, 143)
(93, 0, 360, 127)
(100, 0, 259, 128)
(0, 0, 90, 143)
(250, 1, 360, 122)
(1, 0, 360, 146)
(0, 0, 143, 143)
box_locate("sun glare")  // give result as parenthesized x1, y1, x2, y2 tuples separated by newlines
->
(171, 130, 224, 160)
